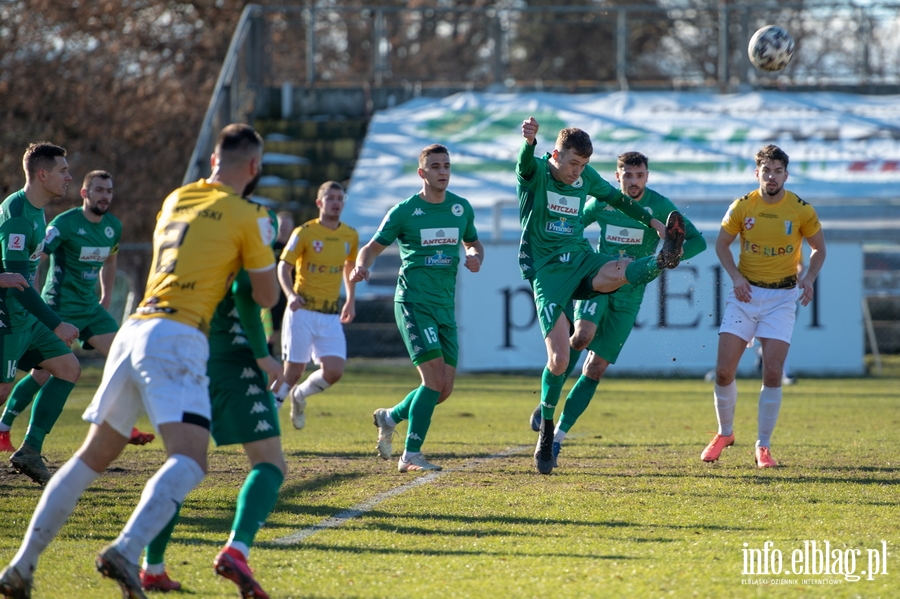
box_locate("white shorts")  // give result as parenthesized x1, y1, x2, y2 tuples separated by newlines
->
(719, 285, 800, 344)
(82, 318, 211, 437)
(281, 307, 346, 364)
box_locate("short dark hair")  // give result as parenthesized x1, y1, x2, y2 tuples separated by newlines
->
(317, 181, 344, 199)
(82, 170, 112, 189)
(23, 142, 66, 179)
(617, 151, 649, 170)
(419, 144, 450, 169)
(556, 128, 592, 159)
(214, 123, 263, 161)
(755, 144, 789, 169)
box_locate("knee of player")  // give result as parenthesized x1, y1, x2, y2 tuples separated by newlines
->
(583, 360, 608, 380)
(570, 333, 592, 352)
(322, 367, 344, 385)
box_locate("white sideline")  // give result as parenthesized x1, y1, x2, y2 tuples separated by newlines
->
(273, 444, 532, 545)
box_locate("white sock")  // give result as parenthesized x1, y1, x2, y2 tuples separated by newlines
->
(225, 538, 250, 559)
(113, 454, 204, 563)
(10, 457, 100, 575)
(142, 561, 166, 575)
(401, 450, 420, 461)
(713, 381, 737, 436)
(757, 385, 783, 448)
(297, 369, 331, 399)
(553, 427, 567, 443)
(384, 412, 398, 428)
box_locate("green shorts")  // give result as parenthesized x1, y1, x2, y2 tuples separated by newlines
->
(574, 286, 644, 364)
(207, 352, 280, 446)
(532, 251, 617, 337)
(2, 316, 72, 381)
(59, 306, 119, 349)
(395, 302, 458, 367)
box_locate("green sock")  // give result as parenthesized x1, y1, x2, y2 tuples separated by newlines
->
(1, 375, 42, 427)
(405, 385, 440, 453)
(558, 375, 600, 433)
(624, 255, 662, 286)
(230, 462, 285, 548)
(23, 377, 75, 452)
(563, 347, 582, 379)
(540, 368, 566, 421)
(390, 389, 417, 424)
(145, 504, 182, 566)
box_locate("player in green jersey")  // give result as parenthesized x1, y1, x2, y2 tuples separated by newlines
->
(351, 144, 484, 473)
(139, 259, 287, 598)
(517, 119, 685, 474)
(0, 142, 81, 485)
(526, 152, 707, 466)
(0, 170, 155, 455)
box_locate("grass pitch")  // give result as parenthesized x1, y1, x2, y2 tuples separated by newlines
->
(0, 363, 897, 598)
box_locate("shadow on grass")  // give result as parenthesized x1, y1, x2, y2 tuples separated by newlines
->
(266, 541, 641, 561)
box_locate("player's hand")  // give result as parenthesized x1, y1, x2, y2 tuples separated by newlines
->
(54, 322, 79, 345)
(732, 275, 752, 303)
(287, 293, 306, 311)
(0, 273, 28, 290)
(649, 218, 665, 239)
(349, 265, 369, 283)
(522, 117, 539, 144)
(798, 277, 815, 306)
(340, 302, 356, 324)
(256, 355, 286, 392)
(464, 254, 482, 273)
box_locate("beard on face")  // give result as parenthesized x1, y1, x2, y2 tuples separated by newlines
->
(765, 183, 783, 197)
(243, 171, 262, 198)
(88, 202, 109, 216)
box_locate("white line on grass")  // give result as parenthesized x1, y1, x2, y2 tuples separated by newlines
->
(273, 444, 532, 545)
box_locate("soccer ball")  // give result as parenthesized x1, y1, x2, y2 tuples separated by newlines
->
(748, 26, 794, 72)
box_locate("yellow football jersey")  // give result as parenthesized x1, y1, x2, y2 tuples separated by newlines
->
(280, 219, 358, 314)
(722, 189, 821, 284)
(134, 180, 276, 333)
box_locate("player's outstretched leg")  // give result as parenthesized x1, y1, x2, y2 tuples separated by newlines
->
(656, 211, 685, 269)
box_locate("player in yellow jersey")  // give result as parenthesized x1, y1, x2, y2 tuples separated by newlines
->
(278, 181, 358, 430)
(0, 123, 280, 599)
(700, 144, 826, 469)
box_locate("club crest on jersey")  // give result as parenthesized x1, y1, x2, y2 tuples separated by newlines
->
(105, 226, 115, 238)
(571, 176, 583, 188)
(313, 240, 324, 253)
(420, 227, 459, 246)
(744, 217, 755, 230)
(784, 220, 793, 235)
(452, 204, 464, 216)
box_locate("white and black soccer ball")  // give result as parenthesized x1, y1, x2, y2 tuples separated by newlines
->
(748, 25, 795, 72)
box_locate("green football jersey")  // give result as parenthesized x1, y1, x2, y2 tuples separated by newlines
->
(373, 191, 478, 307)
(584, 187, 706, 293)
(0, 190, 51, 330)
(41, 207, 123, 315)
(515, 141, 655, 280)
